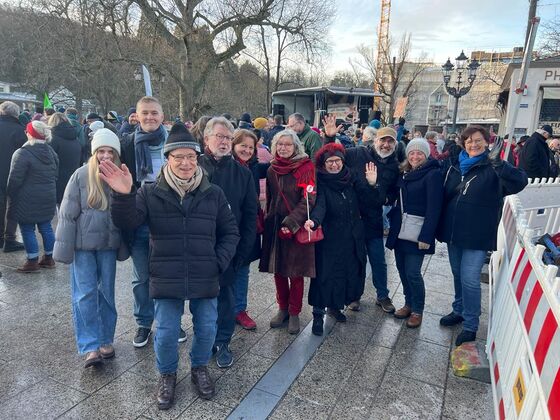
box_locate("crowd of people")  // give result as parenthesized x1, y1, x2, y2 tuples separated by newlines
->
(0, 96, 544, 410)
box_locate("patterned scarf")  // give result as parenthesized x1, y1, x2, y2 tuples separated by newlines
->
(163, 164, 203, 199)
(134, 125, 167, 182)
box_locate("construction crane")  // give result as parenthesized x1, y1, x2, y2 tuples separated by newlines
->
(374, 0, 391, 111)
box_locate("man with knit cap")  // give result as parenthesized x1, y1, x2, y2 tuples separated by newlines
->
(198, 116, 257, 369)
(323, 115, 399, 312)
(119, 96, 174, 349)
(0, 101, 26, 253)
(103, 122, 239, 408)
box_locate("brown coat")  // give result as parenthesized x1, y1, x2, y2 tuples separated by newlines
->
(259, 167, 316, 278)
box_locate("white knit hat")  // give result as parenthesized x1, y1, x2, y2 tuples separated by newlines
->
(91, 128, 121, 156)
(405, 138, 430, 158)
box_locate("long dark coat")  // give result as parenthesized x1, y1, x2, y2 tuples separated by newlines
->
(259, 166, 316, 278)
(50, 122, 82, 204)
(307, 171, 366, 309)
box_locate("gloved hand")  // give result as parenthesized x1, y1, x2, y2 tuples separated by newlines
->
(488, 136, 504, 169)
(278, 226, 293, 240)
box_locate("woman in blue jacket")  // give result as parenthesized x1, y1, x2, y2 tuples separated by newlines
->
(437, 126, 527, 346)
(386, 138, 443, 328)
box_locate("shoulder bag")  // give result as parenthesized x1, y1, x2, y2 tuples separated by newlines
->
(397, 187, 424, 243)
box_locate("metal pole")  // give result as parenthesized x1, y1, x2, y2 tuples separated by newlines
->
(452, 96, 459, 133)
(525, 0, 538, 46)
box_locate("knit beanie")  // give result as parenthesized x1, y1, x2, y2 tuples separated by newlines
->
(240, 112, 252, 123)
(127, 107, 136, 117)
(405, 138, 430, 158)
(253, 117, 268, 130)
(86, 112, 102, 121)
(315, 142, 345, 168)
(26, 121, 49, 140)
(91, 128, 121, 156)
(164, 123, 201, 156)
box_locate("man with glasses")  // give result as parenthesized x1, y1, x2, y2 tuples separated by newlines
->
(287, 112, 323, 159)
(324, 116, 399, 312)
(199, 117, 257, 368)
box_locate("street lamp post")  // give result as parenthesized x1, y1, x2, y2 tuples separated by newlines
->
(441, 51, 480, 133)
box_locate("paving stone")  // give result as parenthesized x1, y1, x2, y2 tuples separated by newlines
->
(0, 359, 48, 404)
(388, 334, 450, 387)
(423, 273, 455, 296)
(212, 353, 275, 408)
(367, 371, 445, 420)
(176, 399, 231, 419)
(249, 327, 297, 359)
(400, 311, 454, 347)
(443, 370, 494, 420)
(59, 371, 155, 419)
(0, 377, 87, 420)
(269, 394, 331, 420)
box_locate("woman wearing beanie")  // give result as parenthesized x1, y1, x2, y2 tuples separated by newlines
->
(437, 126, 527, 345)
(230, 129, 270, 330)
(385, 138, 444, 328)
(53, 128, 124, 367)
(7, 121, 58, 272)
(259, 129, 316, 335)
(303, 143, 366, 336)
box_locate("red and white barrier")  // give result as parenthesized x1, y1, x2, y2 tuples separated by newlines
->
(489, 178, 560, 420)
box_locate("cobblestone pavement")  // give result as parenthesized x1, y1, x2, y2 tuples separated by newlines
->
(0, 239, 492, 419)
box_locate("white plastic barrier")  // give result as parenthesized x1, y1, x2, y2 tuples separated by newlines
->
(489, 178, 560, 420)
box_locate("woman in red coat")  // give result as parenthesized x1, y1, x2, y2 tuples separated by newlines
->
(259, 129, 316, 335)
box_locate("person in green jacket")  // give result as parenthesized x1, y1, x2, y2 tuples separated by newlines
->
(287, 113, 322, 159)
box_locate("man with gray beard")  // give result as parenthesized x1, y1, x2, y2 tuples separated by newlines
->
(324, 117, 399, 312)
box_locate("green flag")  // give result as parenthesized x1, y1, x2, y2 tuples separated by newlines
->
(43, 92, 53, 109)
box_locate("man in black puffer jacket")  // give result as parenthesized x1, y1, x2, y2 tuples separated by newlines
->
(198, 116, 257, 369)
(0, 101, 26, 252)
(323, 115, 399, 313)
(518, 125, 557, 179)
(104, 123, 239, 408)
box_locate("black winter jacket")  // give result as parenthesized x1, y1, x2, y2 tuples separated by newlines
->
(50, 122, 82, 204)
(110, 174, 240, 300)
(198, 154, 257, 284)
(436, 157, 528, 251)
(518, 132, 558, 179)
(344, 145, 400, 239)
(386, 159, 444, 255)
(0, 115, 26, 190)
(7, 142, 59, 224)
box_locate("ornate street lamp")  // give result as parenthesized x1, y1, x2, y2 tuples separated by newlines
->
(441, 50, 480, 133)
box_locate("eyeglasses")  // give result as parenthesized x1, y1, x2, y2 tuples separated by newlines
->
(325, 158, 343, 165)
(169, 153, 198, 163)
(276, 142, 294, 148)
(378, 137, 396, 144)
(464, 138, 486, 146)
(212, 134, 234, 142)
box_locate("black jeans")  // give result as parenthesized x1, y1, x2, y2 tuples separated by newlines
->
(0, 187, 17, 242)
(214, 283, 235, 347)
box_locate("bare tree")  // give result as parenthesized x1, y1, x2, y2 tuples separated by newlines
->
(351, 33, 426, 124)
(538, 17, 560, 58)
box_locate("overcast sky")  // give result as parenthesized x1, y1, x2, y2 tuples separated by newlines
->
(326, 0, 557, 72)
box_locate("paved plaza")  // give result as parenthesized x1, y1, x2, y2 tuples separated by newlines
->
(0, 237, 493, 419)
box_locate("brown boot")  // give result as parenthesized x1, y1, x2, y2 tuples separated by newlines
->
(269, 309, 289, 328)
(406, 313, 423, 328)
(191, 366, 215, 400)
(17, 258, 40, 273)
(38, 254, 55, 268)
(394, 305, 412, 319)
(288, 315, 300, 334)
(157, 372, 177, 409)
(347, 300, 361, 311)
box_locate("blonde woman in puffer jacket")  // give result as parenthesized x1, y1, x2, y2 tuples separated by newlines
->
(54, 129, 126, 368)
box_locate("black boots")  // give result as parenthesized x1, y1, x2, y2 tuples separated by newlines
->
(191, 366, 215, 399)
(312, 314, 324, 336)
(157, 373, 177, 410)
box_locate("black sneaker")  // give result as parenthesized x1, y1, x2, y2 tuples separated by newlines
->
(3, 240, 24, 253)
(215, 344, 233, 368)
(312, 314, 324, 336)
(375, 297, 395, 313)
(327, 308, 347, 322)
(455, 330, 477, 346)
(440, 312, 464, 327)
(178, 328, 187, 343)
(133, 327, 151, 348)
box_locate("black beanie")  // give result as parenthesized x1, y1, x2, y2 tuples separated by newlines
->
(86, 112, 102, 121)
(164, 123, 201, 156)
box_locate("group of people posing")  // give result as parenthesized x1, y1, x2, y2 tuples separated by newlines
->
(0, 97, 529, 411)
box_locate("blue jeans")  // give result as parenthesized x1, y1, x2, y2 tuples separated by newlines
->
(382, 206, 391, 230)
(234, 264, 250, 314)
(131, 225, 153, 328)
(447, 244, 486, 333)
(366, 237, 389, 299)
(394, 249, 425, 314)
(71, 250, 118, 354)
(19, 221, 55, 259)
(154, 297, 218, 373)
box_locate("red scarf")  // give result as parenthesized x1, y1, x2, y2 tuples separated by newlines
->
(271, 154, 315, 186)
(233, 153, 249, 167)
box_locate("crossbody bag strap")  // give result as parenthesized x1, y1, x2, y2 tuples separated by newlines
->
(399, 188, 404, 216)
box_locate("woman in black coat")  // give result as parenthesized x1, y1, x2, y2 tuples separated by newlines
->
(48, 113, 82, 204)
(304, 143, 366, 336)
(385, 139, 443, 328)
(436, 126, 527, 346)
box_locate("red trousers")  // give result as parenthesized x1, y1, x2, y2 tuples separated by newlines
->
(274, 274, 304, 315)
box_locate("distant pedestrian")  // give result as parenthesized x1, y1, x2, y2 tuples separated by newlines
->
(287, 113, 323, 159)
(7, 121, 58, 272)
(53, 129, 125, 368)
(518, 125, 557, 179)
